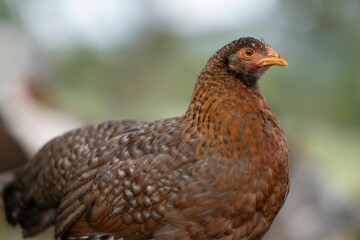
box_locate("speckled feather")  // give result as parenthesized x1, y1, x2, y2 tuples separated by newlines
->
(4, 37, 290, 240)
(5, 120, 145, 237)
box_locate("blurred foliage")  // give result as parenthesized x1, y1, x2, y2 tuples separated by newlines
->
(276, 0, 360, 127)
(0, 1, 10, 20)
(45, 33, 200, 121)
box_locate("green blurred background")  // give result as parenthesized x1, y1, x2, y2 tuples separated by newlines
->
(0, 0, 359, 239)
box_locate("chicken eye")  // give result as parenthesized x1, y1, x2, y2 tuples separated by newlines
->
(244, 48, 255, 57)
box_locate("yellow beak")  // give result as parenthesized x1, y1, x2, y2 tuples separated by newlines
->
(256, 46, 288, 67)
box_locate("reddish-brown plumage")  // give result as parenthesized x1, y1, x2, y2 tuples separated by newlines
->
(3, 37, 290, 240)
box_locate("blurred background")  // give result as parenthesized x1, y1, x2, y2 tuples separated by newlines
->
(0, 0, 359, 239)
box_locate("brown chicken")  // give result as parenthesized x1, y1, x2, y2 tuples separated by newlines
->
(3, 37, 290, 240)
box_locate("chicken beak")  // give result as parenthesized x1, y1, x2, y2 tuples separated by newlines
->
(256, 46, 288, 67)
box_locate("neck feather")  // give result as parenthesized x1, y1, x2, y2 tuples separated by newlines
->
(181, 69, 273, 159)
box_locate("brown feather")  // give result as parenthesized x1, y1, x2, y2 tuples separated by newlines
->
(3, 37, 290, 240)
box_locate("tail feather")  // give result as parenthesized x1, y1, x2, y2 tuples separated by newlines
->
(3, 182, 19, 225)
(2, 182, 56, 237)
